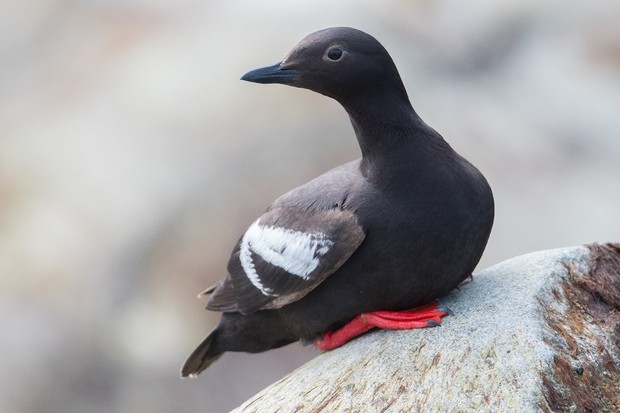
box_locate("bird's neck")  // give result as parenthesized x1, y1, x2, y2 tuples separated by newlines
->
(341, 93, 449, 182)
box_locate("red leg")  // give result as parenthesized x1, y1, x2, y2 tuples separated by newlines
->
(315, 301, 451, 351)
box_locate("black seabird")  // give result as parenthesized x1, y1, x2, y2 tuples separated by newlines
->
(181, 27, 494, 377)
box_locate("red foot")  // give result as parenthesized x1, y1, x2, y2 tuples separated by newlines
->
(315, 301, 451, 351)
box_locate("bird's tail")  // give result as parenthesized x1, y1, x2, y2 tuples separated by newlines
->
(180, 330, 223, 378)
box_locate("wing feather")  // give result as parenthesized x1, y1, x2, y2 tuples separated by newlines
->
(207, 207, 365, 315)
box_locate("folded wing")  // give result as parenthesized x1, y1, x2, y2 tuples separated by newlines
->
(207, 206, 365, 314)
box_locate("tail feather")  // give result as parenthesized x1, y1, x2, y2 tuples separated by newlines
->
(181, 332, 223, 378)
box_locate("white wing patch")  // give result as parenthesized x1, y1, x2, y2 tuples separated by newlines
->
(240, 219, 334, 296)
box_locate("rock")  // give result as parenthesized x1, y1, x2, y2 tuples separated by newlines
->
(232, 243, 620, 413)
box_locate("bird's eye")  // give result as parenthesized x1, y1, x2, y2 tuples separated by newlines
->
(326, 47, 343, 61)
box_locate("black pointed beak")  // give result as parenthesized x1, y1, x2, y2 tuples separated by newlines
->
(241, 62, 299, 84)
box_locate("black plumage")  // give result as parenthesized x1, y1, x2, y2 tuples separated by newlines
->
(181, 27, 494, 377)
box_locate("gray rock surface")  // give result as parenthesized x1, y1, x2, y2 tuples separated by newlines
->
(232, 244, 620, 412)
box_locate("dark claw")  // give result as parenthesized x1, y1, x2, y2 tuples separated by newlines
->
(457, 275, 474, 287)
(426, 320, 441, 327)
(437, 306, 454, 316)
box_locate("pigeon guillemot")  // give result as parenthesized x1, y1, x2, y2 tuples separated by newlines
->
(181, 27, 494, 377)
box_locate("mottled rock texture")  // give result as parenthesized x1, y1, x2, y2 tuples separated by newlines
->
(232, 243, 620, 413)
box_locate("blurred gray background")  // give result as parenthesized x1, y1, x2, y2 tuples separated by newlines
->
(1, 0, 619, 412)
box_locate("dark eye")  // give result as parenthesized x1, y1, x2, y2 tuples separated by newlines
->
(326, 47, 343, 61)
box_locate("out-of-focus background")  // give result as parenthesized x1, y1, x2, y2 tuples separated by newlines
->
(1, 0, 618, 412)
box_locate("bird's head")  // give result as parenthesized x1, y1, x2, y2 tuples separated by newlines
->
(241, 27, 409, 105)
